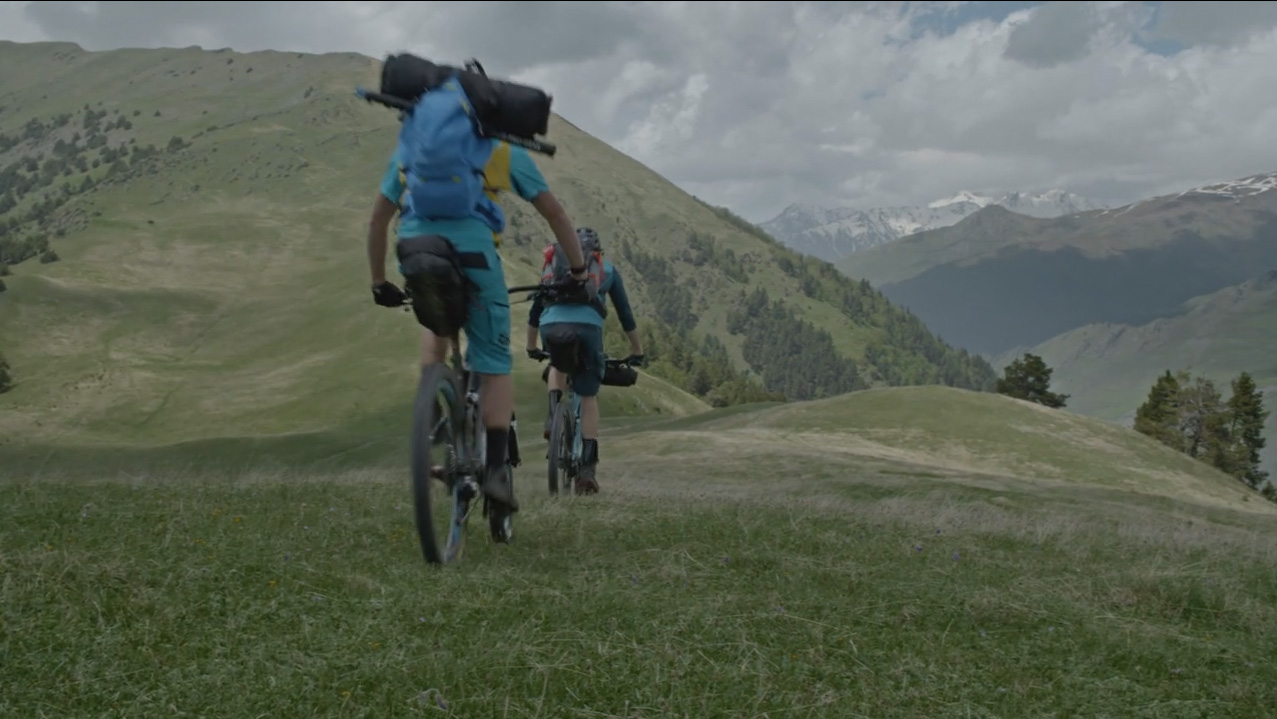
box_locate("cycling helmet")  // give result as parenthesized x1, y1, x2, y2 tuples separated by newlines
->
(575, 226, 602, 254)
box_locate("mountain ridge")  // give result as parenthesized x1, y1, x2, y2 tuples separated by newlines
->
(995, 270, 1277, 479)
(760, 188, 1106, 263)
(834, 168, 1277, 356)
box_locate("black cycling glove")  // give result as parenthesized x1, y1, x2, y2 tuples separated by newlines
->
(560, 267, 592, 304)
(372, 281, 407, 308)
(625, 353, 646, 368)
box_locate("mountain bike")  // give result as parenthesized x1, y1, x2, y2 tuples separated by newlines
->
(528, 348, 638, 497)
(396, 282, 551, 565)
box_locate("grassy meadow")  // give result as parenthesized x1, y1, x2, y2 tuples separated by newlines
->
(6, 389, 1277, 717)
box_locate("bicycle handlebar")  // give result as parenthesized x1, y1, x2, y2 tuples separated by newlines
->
(506, 282, 577, 295)
(507, 281, 584, 307)
(391, 284, 642, 368)
(528, 352, 637, 369)
(355, 87, 557, 157)
(396, 281, 580, 308)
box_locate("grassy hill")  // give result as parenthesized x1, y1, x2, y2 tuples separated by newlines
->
(6, 385, 1277, 716)
(835, 173, 1277, 356)
(614, 385, 1277, 515)
(997, 271, 1277, 480)
(0, 40, 995, 459)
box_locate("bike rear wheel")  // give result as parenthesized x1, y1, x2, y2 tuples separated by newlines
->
(547, 399, 575, 496)
(410, 363, 474, 565)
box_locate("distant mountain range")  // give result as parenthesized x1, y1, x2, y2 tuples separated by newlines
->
(760, 189, 1107, 262)
(835, 169, 1277, 356)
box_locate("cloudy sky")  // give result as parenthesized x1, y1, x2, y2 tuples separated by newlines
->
(2, 1, 1276, 222)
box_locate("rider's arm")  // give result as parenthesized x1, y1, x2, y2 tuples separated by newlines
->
(508, 145, 586, 276)
(525, 295, 545, 352)
(608, 269, 643, 356)
(368, 156, 403, 285)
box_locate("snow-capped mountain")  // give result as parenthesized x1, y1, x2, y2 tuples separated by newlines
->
(761, 189, 1108, 263)
(1178, 171, 1277, 200)
(1097, 171, 1277, 218)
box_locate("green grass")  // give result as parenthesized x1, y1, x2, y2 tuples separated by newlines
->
(644, 385, 1276, 515)
(6, 379, 1277, 716)
(5, 442, 1277, 717)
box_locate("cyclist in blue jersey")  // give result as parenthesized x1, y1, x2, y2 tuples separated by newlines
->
(366, 139, 588, 512)
(525, 227, 644, 494)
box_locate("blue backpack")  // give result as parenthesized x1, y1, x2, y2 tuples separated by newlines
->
(396, 74, 506, 234)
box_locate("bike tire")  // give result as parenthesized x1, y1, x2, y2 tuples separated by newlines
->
(410, 362, 465, 565)
(547, 399, 575, 496)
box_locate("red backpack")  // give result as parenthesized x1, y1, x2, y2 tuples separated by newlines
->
(538, 242, 607, 318)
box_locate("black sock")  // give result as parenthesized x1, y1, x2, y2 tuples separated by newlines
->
(506, 421, 521, 466)
(583, 438, 599, 466)
(486, 428, 509, 473)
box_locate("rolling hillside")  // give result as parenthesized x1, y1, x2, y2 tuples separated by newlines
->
(613, 385, 1277, 514)
(0, 40, 994, 454)
(998, 271, 1277, 479)
(836, 172, 1277, 356)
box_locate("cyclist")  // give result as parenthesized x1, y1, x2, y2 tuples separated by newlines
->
(525, 227, 644, 494)
(366, 139, 589, 513)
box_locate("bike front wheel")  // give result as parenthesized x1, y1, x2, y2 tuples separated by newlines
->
(410, 362, 472, 565)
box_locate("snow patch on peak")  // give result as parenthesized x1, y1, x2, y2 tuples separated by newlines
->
(760, 187, 1110, 263)
(929, 191, 994, 209)
(1181, 172, 1277, 201)
(994, 189, 1105, 218)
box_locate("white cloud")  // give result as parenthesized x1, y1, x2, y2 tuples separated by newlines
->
(4, 1, 1277, 222)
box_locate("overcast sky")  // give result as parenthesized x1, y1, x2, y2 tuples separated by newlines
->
(3, 1, 1276, 222)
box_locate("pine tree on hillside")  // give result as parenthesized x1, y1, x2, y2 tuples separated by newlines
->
(1134, 370, 1183, 449)
(1226, 371, 1270, 489)
(1176, 372, 1228, 461)
(995, 353, 1068, 408)
(1134, 368, 1271, 490)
